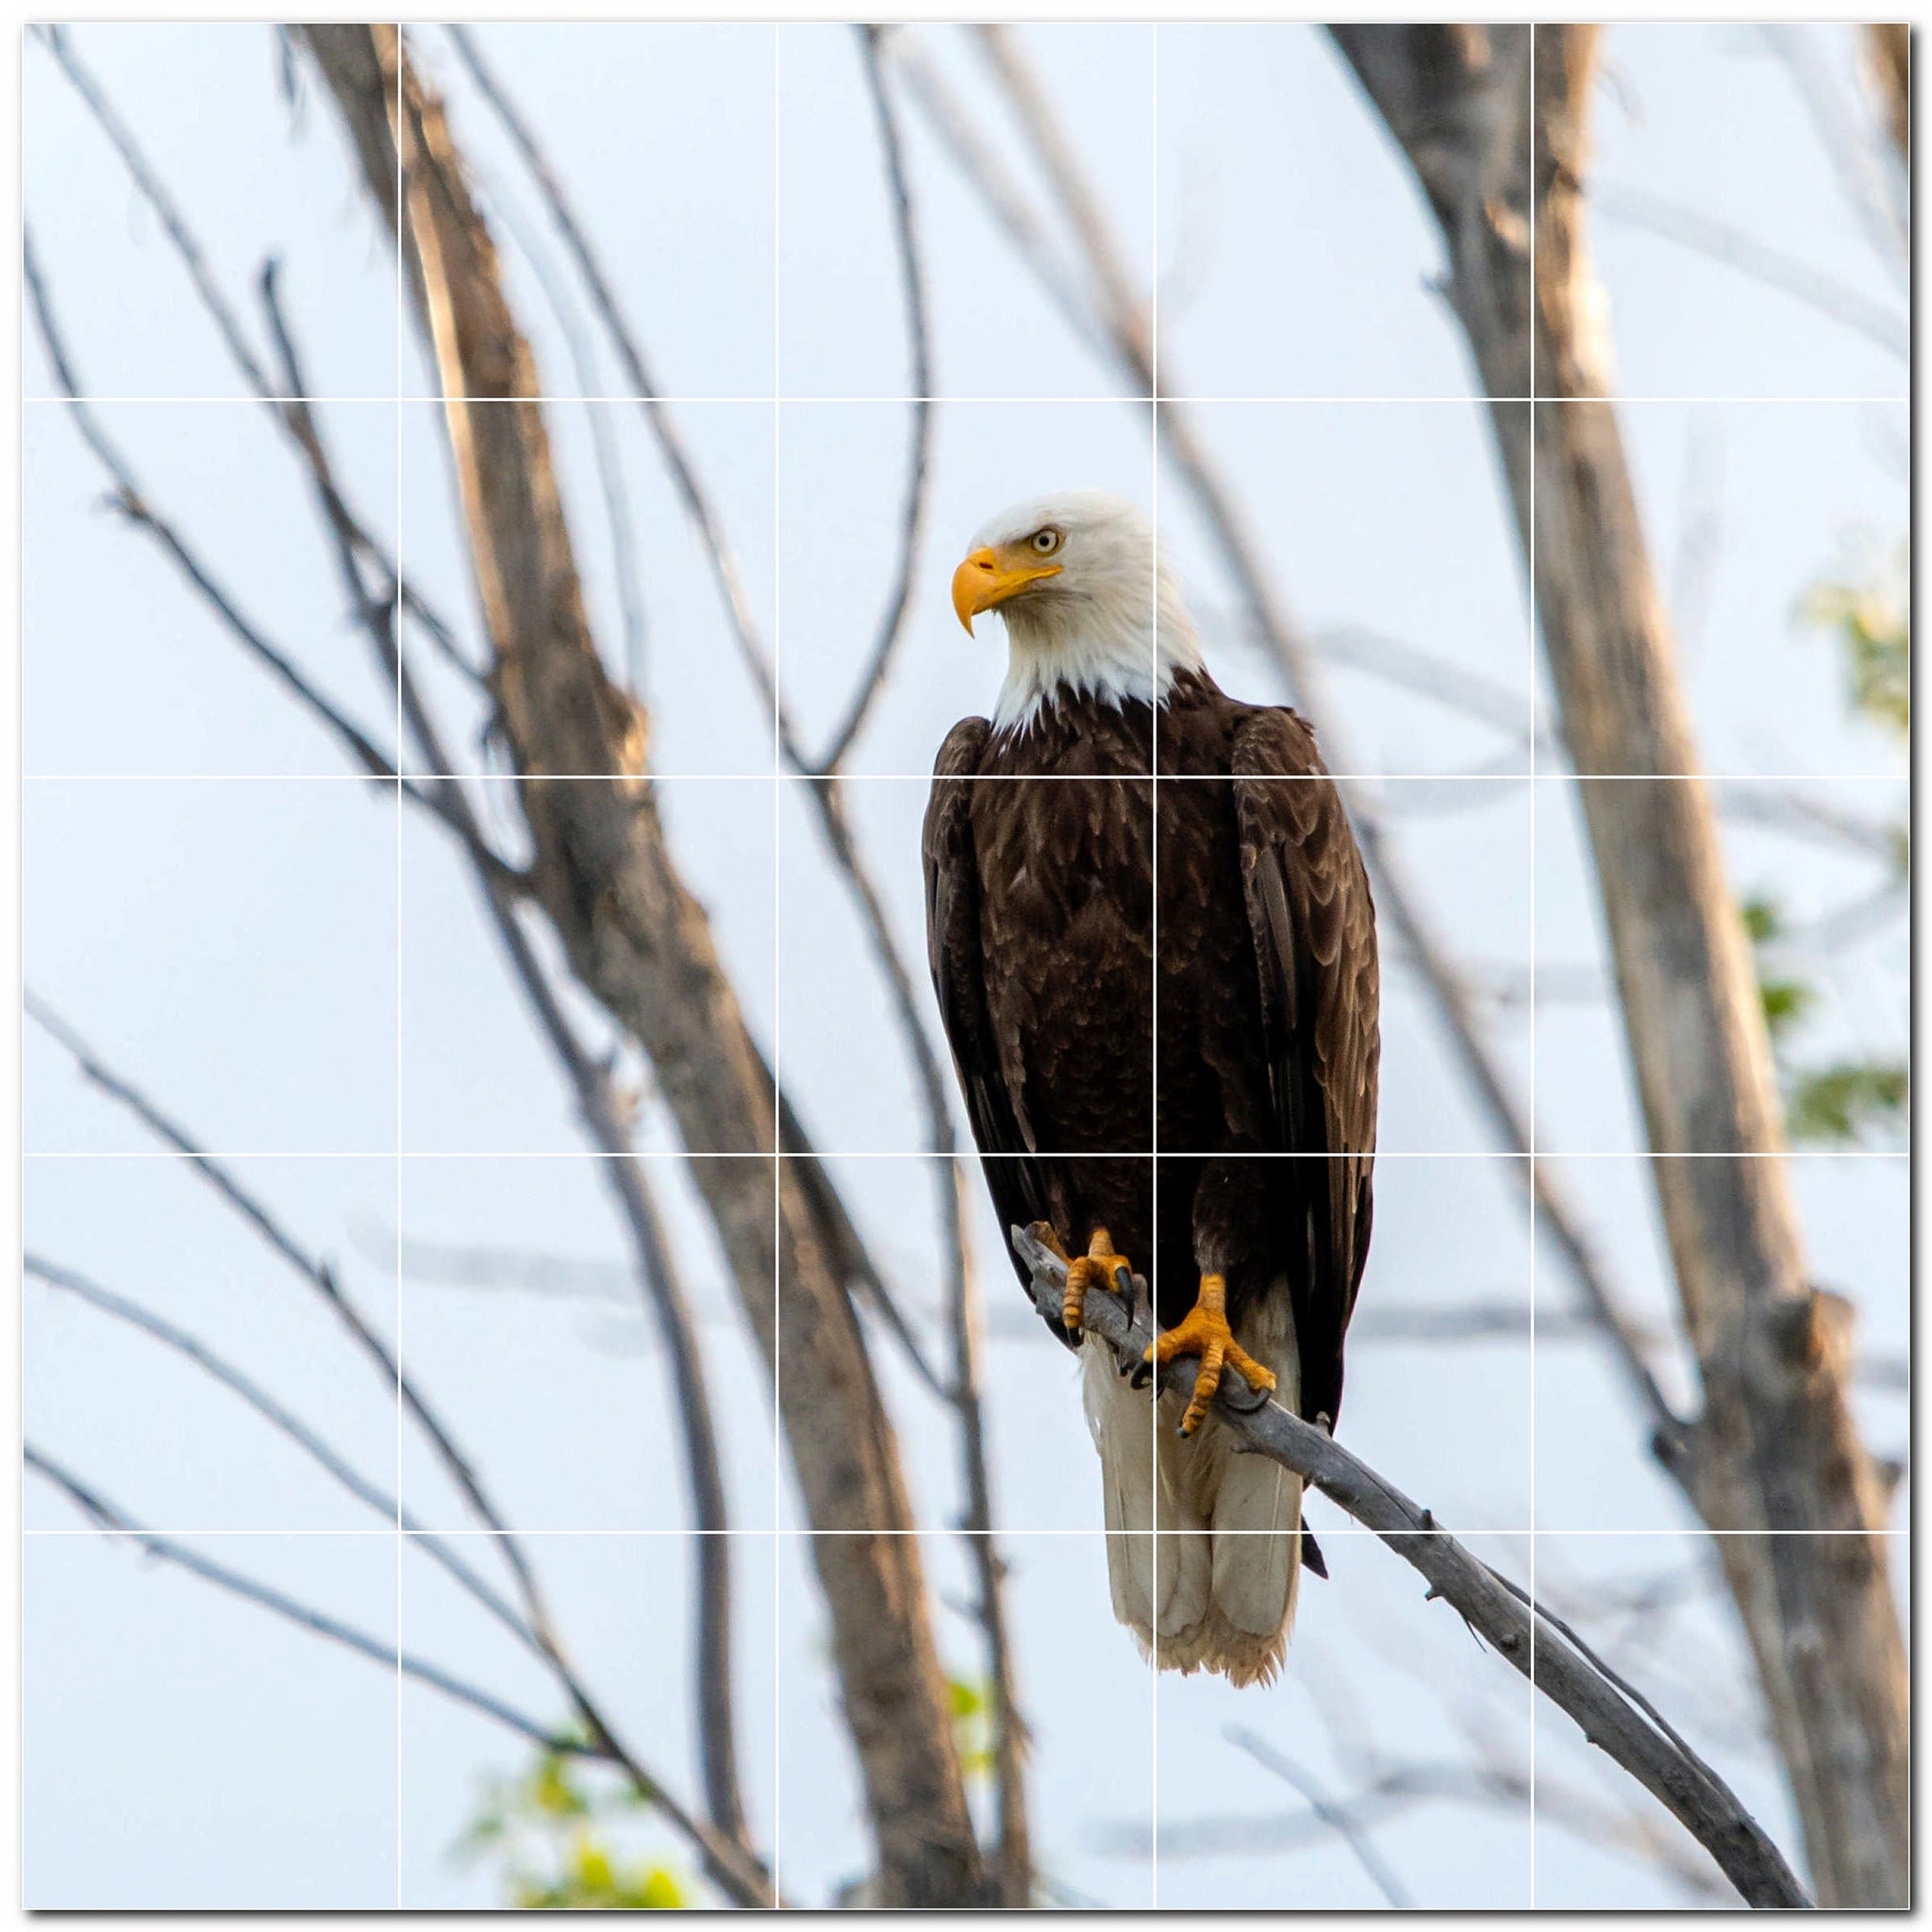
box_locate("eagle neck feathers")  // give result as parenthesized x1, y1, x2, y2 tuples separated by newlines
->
(990, 564, 1205, 737)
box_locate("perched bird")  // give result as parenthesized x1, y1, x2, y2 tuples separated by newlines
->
(923, 489, 1379, 1687)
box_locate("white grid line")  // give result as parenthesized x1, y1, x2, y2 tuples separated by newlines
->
(771, 25, 783, 1906)
(1526, 23, 1538, 1904)
(17, 25, 1911, 1914)
(1148, 26, 1160, 1904)
(22, 770, 1907, 785)
(21, 1148, 1910, 1160)
(26, 393, 1909, 407)
(19, 1524, 1908, 1540)
(392, 23, 406, 1909)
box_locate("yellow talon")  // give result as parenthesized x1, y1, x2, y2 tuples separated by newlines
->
(1144, 1274, 1276, 1436)
(1059, 1224, 1132, 1335)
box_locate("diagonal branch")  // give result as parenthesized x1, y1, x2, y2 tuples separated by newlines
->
(307, 25, 983, 1903)
(1226, 1727, 1415, 1908)
(442, 22, 804, 763)
(33, 25, 276, 393)
(24, 1251, 537, 1656)
(1010, 1226, 1808, 1911)
(815, 27, 937, 774)
(251, 234, 751, 1849)
(932, 26, 1689, 1471)
(25, 1447, 772, 1908)
(23, 994, 691, 1873)
(24, 231, 412, 794)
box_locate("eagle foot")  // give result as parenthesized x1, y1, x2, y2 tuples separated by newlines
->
(1144, 1273, 1276, 1437)
(1058, 1224, 1133, 1338)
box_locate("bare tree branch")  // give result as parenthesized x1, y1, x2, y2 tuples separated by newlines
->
(1332, 26, 1907, 1902)
(1011, 1226, 1809, 1911)
(257, 238, 752, 1845)
(24, 1447, 772, 1909)
(814, 26, 937, 774)
(1762, 25, 1907, 276)
(1226, 1726, 1415, 1908)
(304, 26, 985, 1902)
(1858, 25, 1909, 164)
(34, 25, 277, 393)
(24, 1250, 539, 1656)
(945, 25, 1690, 1474)
(1120, 1754, 1730, 1902)
(1591, 181, 1906, 357)
(437, 29, 1027, 1889)
(441, 22, 801, 762)
(22, 994, 700, 1884)
(24, 233, 411, 794)
(36, 22, 483, 700)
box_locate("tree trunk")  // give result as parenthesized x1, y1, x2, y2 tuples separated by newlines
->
(302, 26, 986, 1907)
(1333, 25, 1908, 1906)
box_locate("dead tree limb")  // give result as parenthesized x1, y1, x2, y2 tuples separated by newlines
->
(1010, 1227, 1809, 1912)
(302, 25, 985, 1906)
(815, 26, 936, 774)
(1331, 25, 1908, 1906)
(24, 1448, 775, 1909)
(25, 1251, 537, 1655)
(439, 30, 1029, 1897)
(1861, 25, 1910, 165)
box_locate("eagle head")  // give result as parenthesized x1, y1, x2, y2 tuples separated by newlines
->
(951, 489, 1202, 732)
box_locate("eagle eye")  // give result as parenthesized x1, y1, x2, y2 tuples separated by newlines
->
(1029, 528, 1062, 557)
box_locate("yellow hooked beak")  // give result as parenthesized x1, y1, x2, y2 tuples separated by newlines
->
(951, 545, 1062, 635)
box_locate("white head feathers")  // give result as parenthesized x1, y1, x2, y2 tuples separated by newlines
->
(958, 489, 1204, 734)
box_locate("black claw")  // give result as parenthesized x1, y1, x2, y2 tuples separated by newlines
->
(1301, 1527, 1329, 1579)
(1111, 1263, 1133, 1297)
(1128, 1359, 1153, 1390)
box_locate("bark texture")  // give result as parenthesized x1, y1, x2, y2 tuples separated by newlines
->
(1334, 24, 1907, 1907)
(302, 26, 986, 1907)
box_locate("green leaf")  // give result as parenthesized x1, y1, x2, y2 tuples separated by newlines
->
(1786, 1060, 1907, 1145)
(638, 1866, 686, 1908)
(1740, 893, 1782, 945)
(1800, 541, 1908, 740)
(1758, 976, 1814, 1041)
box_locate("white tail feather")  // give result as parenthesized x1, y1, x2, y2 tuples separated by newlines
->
(1088, 1290, 1303, 1687)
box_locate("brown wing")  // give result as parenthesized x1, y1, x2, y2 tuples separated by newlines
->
(1231, 709, 1380, 1426)
(923, 719, 1052, 1301)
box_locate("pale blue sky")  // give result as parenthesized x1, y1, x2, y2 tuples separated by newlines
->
(23, 20, 1907, 1910)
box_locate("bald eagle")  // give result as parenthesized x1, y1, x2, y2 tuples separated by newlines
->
(923, 490, 1379, 1687)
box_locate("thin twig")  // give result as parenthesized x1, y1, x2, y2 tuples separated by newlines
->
(941, 29, 1691, 1474)
(884, 30, 1105, 357)
(1011, 1225, 1809, 1911)
(1592, 181, 1906, 357)
(443, 23, 803, 762)
(815, 27, 937, 774)
(24, 232, 413, 795)
(24, 1446, 771, 1908)
(1225, 1727, 1415, 1908)
(441, 13, 1029, 1865)
(27, 991, 766, 1895)
(388, 581, 749, 1850)
(34, 25, 276, 392)
(24, 1250, 540, 1654)
(34, 25, 483, 693)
